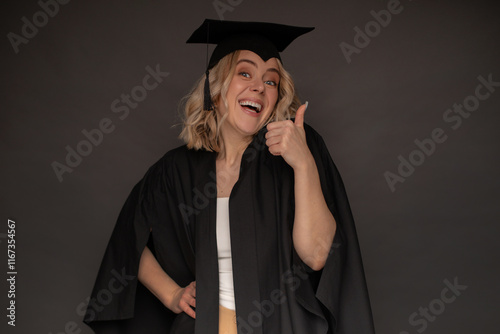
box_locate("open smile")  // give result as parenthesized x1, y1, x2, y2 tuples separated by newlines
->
(239, 99, 263, 115)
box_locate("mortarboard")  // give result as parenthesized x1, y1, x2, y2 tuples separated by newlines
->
(186, 19, 314, 111)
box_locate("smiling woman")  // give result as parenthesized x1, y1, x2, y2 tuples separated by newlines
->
(84, 19, 375, 334)
(207, 51, 279, 149)
(180, 50, 300, 153)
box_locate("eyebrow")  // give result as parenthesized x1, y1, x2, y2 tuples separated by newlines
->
(236, 59, 280, 75)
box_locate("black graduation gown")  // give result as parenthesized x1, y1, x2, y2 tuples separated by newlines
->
(83, 123, 376, 334)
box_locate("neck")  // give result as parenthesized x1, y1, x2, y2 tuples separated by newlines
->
(217, 128, 254, 165)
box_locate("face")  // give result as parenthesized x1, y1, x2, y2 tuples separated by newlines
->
(216, 50, 280, 140)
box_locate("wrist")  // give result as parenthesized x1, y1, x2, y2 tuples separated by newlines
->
(164, 284, 183, 313)
(293, 152, 316, 173)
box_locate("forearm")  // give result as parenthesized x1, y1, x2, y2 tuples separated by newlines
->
(138, 246, 182, 312)
(292, 154, 336, 271)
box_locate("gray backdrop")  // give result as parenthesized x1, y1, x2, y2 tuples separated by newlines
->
(1, 0, 499, 333)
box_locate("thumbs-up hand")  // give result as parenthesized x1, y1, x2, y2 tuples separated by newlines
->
(265, 102, 313, 170)
(293, 101, 307, 128)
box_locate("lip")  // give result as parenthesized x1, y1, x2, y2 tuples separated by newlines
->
(238, 98, 264, 118)
(239, 97, 264, 106)
(239, 104, 261, 117)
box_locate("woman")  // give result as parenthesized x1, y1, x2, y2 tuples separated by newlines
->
(84, 19, 375, 334)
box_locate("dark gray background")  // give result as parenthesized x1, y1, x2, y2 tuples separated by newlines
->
(1, 0, 499, 333)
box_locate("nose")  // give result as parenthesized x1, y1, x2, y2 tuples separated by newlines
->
(250, 79, 265, 94)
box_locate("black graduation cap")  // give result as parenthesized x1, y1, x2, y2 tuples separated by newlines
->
(186, 19, 314, 111)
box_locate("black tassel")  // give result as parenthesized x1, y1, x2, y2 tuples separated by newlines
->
(203, 69, 213, 111)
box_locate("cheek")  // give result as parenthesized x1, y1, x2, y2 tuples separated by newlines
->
(226, 84, 242, 105)
(269, 90, 279, 108)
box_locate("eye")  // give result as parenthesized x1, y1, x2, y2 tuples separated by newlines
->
(239, 72, 250, 78)
(265, 80, 277, 86)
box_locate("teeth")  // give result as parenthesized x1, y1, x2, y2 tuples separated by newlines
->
(239, 100, 262, 112)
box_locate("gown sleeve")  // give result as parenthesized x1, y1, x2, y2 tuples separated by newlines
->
(295, 124, 376, 334)
(83, 155, 175, 333)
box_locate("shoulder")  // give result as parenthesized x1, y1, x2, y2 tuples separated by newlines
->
(143, 144, 213, 183)
(301, 122, 330, 153)
(157, 144, 214, 168)
(288, 118, 325, 143)
(301, 122, 339, 175)
(157, 144, 190, 165)
(303, 122, 323, 141)
(151, 144, 209, 167)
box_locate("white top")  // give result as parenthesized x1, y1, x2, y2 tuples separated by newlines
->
(216, 197, 236, 310)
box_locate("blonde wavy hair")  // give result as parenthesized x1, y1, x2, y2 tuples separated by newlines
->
(179, 50, 301, 152)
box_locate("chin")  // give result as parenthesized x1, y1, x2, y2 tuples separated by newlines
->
(236, 118, 266, 136)
(237, 124, 261, 137)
